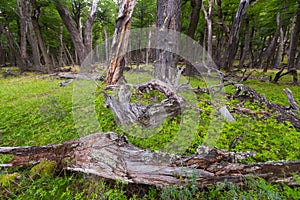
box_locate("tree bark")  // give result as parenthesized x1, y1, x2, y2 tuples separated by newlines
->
(184, 0, 201, 76)
(1, 132, 299, 188)
(0, 23, 27, 70)
(54, 0, 99, 65)
(104, 0, 137, 85)
(259, 13, 281, 72)
(154, 0, 181, 84)
(24, 0, 41, 71)
(287, 2, 300, 83)
(17, 0, 30, 71)
(201, 0, 213, 57)
(273, 4, 300, 83)
(31, 0, 52, 72)
(222, 0, 250, 71)
(238, 18, 250, 68)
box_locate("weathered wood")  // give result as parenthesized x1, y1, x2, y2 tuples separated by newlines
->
(104, 79, 185, 127)
(233, 84, 300, 129)
(1, 132, 299, 188)
(104, 0, 137, 85)
(284, 88, 300, 111)
(50, 73, 104, 81)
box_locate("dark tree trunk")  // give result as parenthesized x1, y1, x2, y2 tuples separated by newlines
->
(154, 0, 181, 84)
(0, 23, 27, 70)
(185, 0, 201, 76)
(273, 3, 300, 83)
(216, 0, 230, 39)
(31, 0, 52, 72)
(259, 13, 281, 72)
(222, 0, 250, 71)
(104, 0, 137, 85)
(287, 2, 300, 83)
(24, 0, 41, 71)
(187, 0, 202, 39)
(17, 0, 30, 71)
(238, 18, 250, 68)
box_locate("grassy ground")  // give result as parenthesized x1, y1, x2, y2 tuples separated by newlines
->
(0, 68, 300, 199)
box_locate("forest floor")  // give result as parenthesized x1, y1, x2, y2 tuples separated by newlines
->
(0, 67, 300, 199)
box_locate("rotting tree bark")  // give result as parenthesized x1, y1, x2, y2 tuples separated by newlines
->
(1, 132, 300, 187)
(104, 0, 137, 85)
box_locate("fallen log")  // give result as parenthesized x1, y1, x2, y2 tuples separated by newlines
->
(103, 79, 186, 128)
(50, 72, 104, 81)
(1, 132, 299, 188)
(232, 84, 300, 129)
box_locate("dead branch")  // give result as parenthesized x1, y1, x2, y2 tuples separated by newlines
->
(50, 72, 104, 81)
(232, 84, 300, 129)
(103, 79, 186, 128)
(0, 132, 299, 188)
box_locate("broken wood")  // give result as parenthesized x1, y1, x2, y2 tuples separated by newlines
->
(50, 72, 104, 81)
(104, 79, 185, 128)
(232, 84, 300, 129)
(1, 132, 299, 187)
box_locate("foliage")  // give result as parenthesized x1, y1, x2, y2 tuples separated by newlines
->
(0, 73, 300, 198)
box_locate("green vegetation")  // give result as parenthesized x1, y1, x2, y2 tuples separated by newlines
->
(0, 72, 300, 199)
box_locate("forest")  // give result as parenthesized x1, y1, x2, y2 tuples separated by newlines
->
(0, 0, 300, 199)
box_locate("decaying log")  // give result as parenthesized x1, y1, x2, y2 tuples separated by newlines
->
(50, 72, 104, 81)
(233, 84, 300, 129)
(104, 79, 186, 128)
(1, 132, 300, 188)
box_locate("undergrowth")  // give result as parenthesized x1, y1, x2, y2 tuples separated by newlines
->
(0, 70, 300, 199)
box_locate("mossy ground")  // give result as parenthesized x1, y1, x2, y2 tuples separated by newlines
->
(0, 68, 300, 199)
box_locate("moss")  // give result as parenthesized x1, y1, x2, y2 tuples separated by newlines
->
(30, 159, 57, 179)
(0, 172, 19, 187)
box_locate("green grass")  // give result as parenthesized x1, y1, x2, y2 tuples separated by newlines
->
(0, 71, 300, 199)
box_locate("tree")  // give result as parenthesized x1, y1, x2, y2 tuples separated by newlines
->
(154, 0, 181, 84)
(222, 0, 250, 71)
(104, 0, 137, 85)
(54, 0, 100, 65)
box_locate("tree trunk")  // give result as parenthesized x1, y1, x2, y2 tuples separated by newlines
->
(55, 2, 86, 65)
(185, 0, 201, 76)
(1, 132, 300, 188)
(104, 28, 109, 66)
(287, 2, 300, 83)
(24, 0, 41, 71)
(202, 0, 213, 57)
(31, 0, 52, 72)
(104, 0, 137, 85)
(54, 0, 99, 65)
(238, 18, 250, 68)
(259, 13, 281, 72)
(273, 3, 300, 83)
(222, 0, 250, 71)
(216, 0, 230, 39)
(274, 24, 284, 69)
(0, 23, 27, 70)
(83, 0, 99, 57)
(154, 0, 181, 85)
(58, 26, 64, 68)
(187, 0, 202, 39)
(17, 0, 29, 71)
